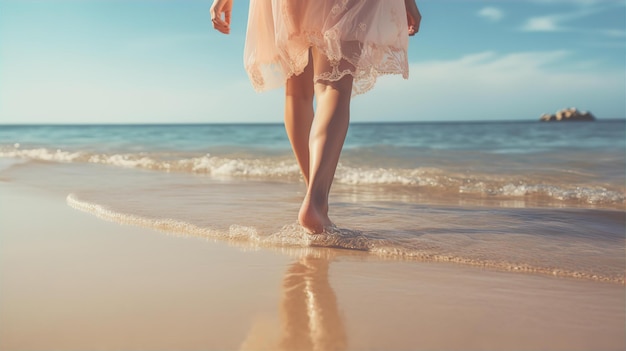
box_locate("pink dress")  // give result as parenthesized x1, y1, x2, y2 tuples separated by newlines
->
(244, 0, 410, 96)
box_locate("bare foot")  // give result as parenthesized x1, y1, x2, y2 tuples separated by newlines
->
(298, 194, 333, 234)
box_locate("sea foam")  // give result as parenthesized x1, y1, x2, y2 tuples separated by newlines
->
(3, 146, 624, 206)
(66, 193, 625, 284)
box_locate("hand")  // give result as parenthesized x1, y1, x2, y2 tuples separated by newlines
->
(404, 0, 421, 36)
(211, 0, 233, 34)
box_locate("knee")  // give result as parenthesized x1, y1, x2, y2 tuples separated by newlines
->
(286, 76, 314, 103)
(314, 74, 353, 98)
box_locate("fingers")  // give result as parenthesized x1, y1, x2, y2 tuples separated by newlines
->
(212, 15, 230, 34)
(405, 0, 421, 36)
(225, 9, 231, 27)
(210, 0, 232, 34)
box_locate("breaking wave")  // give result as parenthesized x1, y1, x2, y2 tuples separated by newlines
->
(3, 146, 624, 206)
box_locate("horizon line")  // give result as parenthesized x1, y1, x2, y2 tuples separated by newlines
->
(1, 118, 626, 127)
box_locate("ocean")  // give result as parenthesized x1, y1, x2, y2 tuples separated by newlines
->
(1, 121, 624, 283)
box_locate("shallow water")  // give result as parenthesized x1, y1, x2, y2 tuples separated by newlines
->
(1, 121, 624, 283)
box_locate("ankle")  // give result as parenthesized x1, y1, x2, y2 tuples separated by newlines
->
(299, 189, 333, 233)
(305, 190, 328, 213)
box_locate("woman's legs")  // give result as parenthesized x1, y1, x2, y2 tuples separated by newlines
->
(284, 48, 353, 234)
(298, 49, 353, 233)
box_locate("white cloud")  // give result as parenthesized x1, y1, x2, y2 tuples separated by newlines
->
(521, 8, 593, 32)
(477, 7, 504, 22)
(601, 29, 626, 37)
(522, 12, 626, 38)
(351, 51, 625, 121)
(522, 16, 561, 32)
(530, 0, 608, 6)
(521, 1, 625, 35)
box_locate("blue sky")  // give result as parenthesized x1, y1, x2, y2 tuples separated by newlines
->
(0, 0, 624, 124)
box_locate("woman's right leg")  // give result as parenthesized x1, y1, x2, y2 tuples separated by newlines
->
(299, 49, 354, 234)
(284, 51, 315, 186)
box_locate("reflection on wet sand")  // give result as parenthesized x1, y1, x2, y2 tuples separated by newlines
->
(279, 255, 347, 351)
(241, 255, 347, 351)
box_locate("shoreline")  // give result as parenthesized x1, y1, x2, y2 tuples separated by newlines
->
(66, 191, 626, 285)
(1, 181, 624, 350)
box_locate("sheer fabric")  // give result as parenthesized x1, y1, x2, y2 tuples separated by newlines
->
(244, 0, 409, 96)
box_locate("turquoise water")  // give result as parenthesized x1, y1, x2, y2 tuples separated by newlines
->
(1, 120, 624, 153)
(1, 121, 624, 283)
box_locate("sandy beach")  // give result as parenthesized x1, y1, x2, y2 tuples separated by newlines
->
(1, 0, 625, 348)
(1, 181, 624, 351)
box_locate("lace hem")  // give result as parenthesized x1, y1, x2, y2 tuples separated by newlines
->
(245, 41, 409, 97)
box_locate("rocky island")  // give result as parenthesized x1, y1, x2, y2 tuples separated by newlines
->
(540, 108, 596, 122)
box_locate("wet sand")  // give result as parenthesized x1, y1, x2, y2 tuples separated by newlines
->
(1, 182, 624, 351)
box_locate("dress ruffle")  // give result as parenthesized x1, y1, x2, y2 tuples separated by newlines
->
(244, 0, 409, 96)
